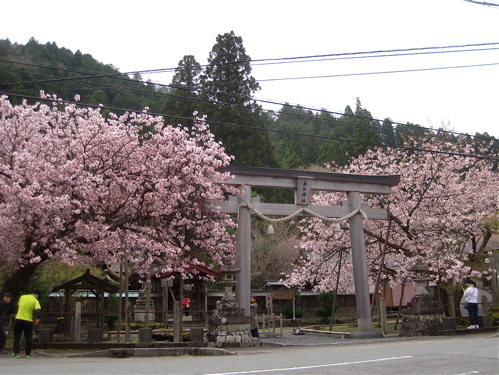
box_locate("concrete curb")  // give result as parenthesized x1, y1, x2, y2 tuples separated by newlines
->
(37, 347, 235, 358)
(32, 326, 498, 357)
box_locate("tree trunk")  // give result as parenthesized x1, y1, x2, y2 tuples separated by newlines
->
(1, 263, 40, 297)
(329, 250, 343, 331)
(491, 252, 499, 305)
(394, 277, 407, 330)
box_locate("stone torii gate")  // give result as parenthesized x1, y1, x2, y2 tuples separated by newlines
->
(215, 166, 400, 335)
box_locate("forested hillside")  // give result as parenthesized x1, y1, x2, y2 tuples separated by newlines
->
(0, 38, 165, 112)
(1, 37, 496, 172)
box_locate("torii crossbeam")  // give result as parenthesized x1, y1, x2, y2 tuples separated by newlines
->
(215, 166, 400, 334)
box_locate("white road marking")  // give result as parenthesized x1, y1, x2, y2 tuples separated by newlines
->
(204, 355, 414, 375)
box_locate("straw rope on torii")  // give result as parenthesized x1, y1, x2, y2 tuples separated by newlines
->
(237, 201, 368, 226)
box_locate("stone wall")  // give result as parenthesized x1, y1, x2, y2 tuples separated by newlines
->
(399, 295, 443, 337)
(207, 300, 251, 346)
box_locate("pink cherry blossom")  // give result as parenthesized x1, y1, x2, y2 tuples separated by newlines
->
(0, 94, 237, 293)
(286, 133, 498, 293)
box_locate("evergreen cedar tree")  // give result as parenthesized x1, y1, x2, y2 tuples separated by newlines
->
(199, 31, 277, 168)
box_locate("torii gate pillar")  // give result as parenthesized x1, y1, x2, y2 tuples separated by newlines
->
(348, 191, 372, 332)
(235, 185, 252, 316)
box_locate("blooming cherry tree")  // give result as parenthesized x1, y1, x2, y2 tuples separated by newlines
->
(287, 134, 498, 294)
(0, 94, 237, 296)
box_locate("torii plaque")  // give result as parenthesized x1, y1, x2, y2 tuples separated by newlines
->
(215, 166, 400, 334)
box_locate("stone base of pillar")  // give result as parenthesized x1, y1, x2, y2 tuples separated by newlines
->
(133, 300, 155, 323)
(208, 300, 251, 346)
(190, 327, 204, 343)
(441, 317, 457, 330)
(209, 323, 252, 346)
(88, 328, 103, 343)
(478, 315, 491, 328)
(38, 329, 53, 343)
(139, 327, 153, 342)
(399, 295, 443, 337)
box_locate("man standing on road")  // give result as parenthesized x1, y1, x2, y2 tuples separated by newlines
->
(12, 291, 41, 358)
(0, 292, 13, 354)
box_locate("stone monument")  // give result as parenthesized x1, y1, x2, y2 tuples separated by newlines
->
(207, 264, 252, 346)
(399, 260, 443, 336)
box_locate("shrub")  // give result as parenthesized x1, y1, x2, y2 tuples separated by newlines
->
(282, 301, 304, 319)
(103, 314, 118, 331)
(488, 305, 499, 326)
(316, 291, 340, 324)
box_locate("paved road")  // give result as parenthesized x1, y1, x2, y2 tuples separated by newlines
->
(1, 332, 498, 375)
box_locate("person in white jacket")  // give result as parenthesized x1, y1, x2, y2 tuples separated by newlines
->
(463, 279, 479, 329)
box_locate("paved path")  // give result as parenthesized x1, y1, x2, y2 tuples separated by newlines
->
(1, 331, 497, 375)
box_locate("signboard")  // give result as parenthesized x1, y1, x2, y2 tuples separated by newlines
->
(266, 294, 273, 309)
(272, 289, 295, 300)
(296, 178, 312, 205)
(161, 279, 173, 288)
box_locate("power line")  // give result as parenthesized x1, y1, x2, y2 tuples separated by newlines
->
(250, 42, 499, 63)
(251, 46, 499, 66)
(464, 0, 499, 7)
(1, 91, 496, 162)
(1, 42, 498, 142)
(258, 62, 499, 82)
(2, 42, 499, 85)
(1, 59, 497, 144)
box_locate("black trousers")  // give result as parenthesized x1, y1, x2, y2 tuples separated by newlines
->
(13, 319, 34, 355)
(467, 303, 479, 326)
(0, 322, 6, 350)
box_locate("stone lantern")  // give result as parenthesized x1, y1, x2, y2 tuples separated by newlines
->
(408, 260, 431, 296)
(219, 264, 239, 302)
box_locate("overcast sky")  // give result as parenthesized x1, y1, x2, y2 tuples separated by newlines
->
(2, 0, 498, 138)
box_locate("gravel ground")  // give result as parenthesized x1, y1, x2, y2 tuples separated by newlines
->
(254, 328, 362, 347)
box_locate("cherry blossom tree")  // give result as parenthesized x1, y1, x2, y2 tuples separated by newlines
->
(287, 134, 498, 297)
(0, 94, 237, 296)
(250, 221, 301, 289)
